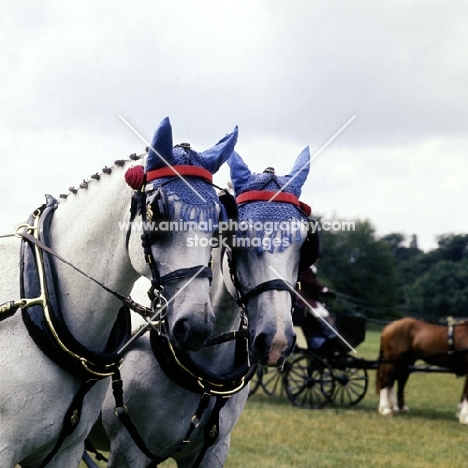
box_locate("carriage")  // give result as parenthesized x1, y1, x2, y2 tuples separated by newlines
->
(250, 308, 468, 422)
(249, 312, 375, 409)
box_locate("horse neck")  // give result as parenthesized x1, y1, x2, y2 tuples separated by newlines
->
(48, 162, 140, 351)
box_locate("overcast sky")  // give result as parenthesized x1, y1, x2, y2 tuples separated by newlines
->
(1, 0, 467, 252)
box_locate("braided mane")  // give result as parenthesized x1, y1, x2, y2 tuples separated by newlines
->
(58, 152, 145, 200)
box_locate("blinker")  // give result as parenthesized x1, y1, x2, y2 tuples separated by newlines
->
(146, 187, 170, 222)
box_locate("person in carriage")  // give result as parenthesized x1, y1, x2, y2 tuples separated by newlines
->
(293, 263, 338, 355)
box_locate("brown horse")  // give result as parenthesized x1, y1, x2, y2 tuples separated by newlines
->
(376, 317, 468, 422)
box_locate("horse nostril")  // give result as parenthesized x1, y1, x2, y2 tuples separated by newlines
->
(171, 316, 214, 352)
(288, 334, 297, 354)
(253, 333, 268, 351)
(251, 333, 270, 364)
(172, 318, 189, 343)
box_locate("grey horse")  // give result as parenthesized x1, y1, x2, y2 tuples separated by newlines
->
(0, 116, 236, 468)
(87, 147, 314, 467)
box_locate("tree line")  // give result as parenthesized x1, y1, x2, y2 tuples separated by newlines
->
(314, 217, 468, 322)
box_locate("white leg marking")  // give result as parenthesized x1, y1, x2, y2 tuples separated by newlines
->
(458, 398, 468, 424)
(389, 386, 398, 411)
(378, 388, 394, 416)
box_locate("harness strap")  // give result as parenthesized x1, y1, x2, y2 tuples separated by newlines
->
(236, 278, 294, 307)
(220, 235, 295, 310)
(111, 370, 161, 461)
(39, 379, 99, 468)
(161, 266, 212, 285)
(0, 300, 21, 321)
(112, 369, 216, 467)
(107, 326, 254, 466)
(204, 329, 248, 346)
(146, 394, 213, 468)
(448, 323, 455, 352)
(19, 230, 151, 317)
(84, 439, 108, 463)
(139, 216, 163, 297)
(190, 396, 229, 468)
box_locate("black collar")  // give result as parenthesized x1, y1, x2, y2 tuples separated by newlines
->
(20, 196, 131, 379)
(150, 328, 255, 396)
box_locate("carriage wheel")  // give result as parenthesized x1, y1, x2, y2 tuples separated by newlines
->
(331, 364, 368, 406)
(260, 366, 285, 396)
(284, 354, 335, 409)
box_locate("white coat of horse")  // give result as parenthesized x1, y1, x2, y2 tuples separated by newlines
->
(93, 148, 314, 467)
(0, 116, 236, 468)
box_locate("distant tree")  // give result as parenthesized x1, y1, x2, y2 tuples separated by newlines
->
(406, 259, 468, 319)
(403, 234, 468, 287)
(316, 218, 468, 321)
(381, 233, 423, 306)
(318, 219, 397, 316)
(436, 234, 468, 262)
(381, 233, 406, 255)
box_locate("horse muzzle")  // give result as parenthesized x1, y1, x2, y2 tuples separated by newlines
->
(171, 315, 215, 352)
(251, 330, 297, 367)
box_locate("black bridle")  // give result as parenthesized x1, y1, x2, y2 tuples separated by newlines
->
(133, 191, 212, 305)
(222, 243, 295, 309)
(126, 165, 224, 309)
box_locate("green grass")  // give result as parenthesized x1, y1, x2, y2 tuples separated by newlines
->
(83, 330, 468, 468)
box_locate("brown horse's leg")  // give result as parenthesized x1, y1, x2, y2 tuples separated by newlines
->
(377, 364, 397, 416)
(396, 367, 411, 413)
(377, 357, 397, 416)
(458, 374, 468, 424)
(377, 362, 395, 393)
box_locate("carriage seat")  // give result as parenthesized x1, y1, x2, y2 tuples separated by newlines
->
(292, 309, 366, 356)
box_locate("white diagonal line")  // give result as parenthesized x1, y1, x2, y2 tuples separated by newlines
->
(268, 265, 357, 353)
(269, 115, 356, 202)
(118, 114, 207, 202)
(118, 265, 209, 354)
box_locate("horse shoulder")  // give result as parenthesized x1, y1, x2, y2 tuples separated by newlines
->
(380, 318, 423, 357)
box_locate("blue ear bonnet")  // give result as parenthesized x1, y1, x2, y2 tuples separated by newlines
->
(147, 146, 208, 172)
(236, 174, 308, 252)
(228, 150, 311, 253)
(237, 173, 302, 199)
(147, 150, 225, 228)
(170, 146, 207, 168)
(146, 116, 238, 174)
(144, 118, 238, 229)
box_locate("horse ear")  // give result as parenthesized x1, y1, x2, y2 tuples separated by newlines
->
(147, 117, 175, 170)
(285, 146, 310, 190)
(227, 151, 252, 195)
(201, 126, 238, 174)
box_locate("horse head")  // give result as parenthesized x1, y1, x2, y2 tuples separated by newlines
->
(128, 117, 238, 351)
(227, 148, 313, 366)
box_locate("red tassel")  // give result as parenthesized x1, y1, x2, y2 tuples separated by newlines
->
(125, 166, 145, 190)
